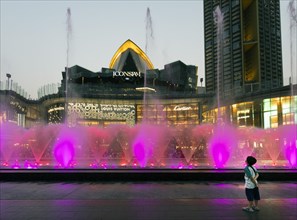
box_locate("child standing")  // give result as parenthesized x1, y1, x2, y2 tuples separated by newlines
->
(242, 156, 260, 212)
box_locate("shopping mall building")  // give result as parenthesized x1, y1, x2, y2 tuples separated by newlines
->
(0, 39, 296, 129)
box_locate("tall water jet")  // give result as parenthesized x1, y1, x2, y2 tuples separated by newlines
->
(131, 8, 157, 166)
(145, 7, 154, 55)
(288, 0, 297, 124)
(65, 8, 72, 125)
(213, 6, 224, 120)
(53, 8, 74, 167)
(210, 6, 231, 168)
(142, 7, 154, 122)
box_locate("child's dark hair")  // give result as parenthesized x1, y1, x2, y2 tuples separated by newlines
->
(246, 156, 257, 166)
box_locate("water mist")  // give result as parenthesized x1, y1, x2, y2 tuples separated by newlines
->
(65, 8, 72, 125)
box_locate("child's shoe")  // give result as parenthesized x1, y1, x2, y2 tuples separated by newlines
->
(252, 206, 260, 211)
(242, 207, 254, 212)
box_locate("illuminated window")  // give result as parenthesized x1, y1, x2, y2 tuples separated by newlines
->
(282, 96, 297, 125)
(270, 115, 278, 128)
(263, 98, 279, 128)
(231, 102, 253, 127)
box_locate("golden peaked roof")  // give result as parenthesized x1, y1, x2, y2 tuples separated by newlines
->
(109, 39, 154, 72)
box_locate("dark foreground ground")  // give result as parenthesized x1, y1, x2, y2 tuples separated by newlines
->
(1, 180, 296, 220)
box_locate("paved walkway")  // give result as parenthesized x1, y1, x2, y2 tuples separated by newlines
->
(1, 181, 296, 220)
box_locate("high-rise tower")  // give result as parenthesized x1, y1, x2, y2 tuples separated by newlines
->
(204, 0, 283, 101)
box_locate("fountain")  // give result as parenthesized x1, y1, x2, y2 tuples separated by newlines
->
(0, 7, 296, 171)
(0, 121, 296, 169)
(208, 6, 230, 168)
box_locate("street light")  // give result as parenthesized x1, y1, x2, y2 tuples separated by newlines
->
(200, 78, 203, 87)
(6, 73, 11, 90)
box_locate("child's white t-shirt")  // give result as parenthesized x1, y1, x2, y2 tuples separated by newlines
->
(244, 165, 258, 189)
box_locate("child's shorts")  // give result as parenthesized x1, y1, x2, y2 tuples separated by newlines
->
(245, 187, 260, 201)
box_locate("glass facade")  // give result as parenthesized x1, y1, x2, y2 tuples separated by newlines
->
(47, 101, 201, 127)
(204, 0, 283, 100)
(263, 96, 297, 129)
(137, 103, 199, 126)
(202, 95, 297, 129)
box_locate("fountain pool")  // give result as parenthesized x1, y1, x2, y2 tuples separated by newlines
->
(0, 122, 296, 169)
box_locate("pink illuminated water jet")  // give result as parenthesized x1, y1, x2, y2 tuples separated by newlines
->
(280, 125, 297, 167)
(0, 121, 296, 169)
(54, 140, 75, 168)
(209, 124, 237, 168)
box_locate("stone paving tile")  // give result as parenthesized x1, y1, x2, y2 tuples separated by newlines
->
(1, 198, 297, 220)
(1, 181, 297, 220)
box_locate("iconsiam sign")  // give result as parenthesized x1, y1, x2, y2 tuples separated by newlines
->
(0, 121, 296, 169)
(112, 71, 142, 78)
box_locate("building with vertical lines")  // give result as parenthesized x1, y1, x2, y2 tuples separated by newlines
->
(204, 0, 283, 101)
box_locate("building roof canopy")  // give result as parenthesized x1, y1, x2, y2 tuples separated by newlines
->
(109, 39, 154, 72)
